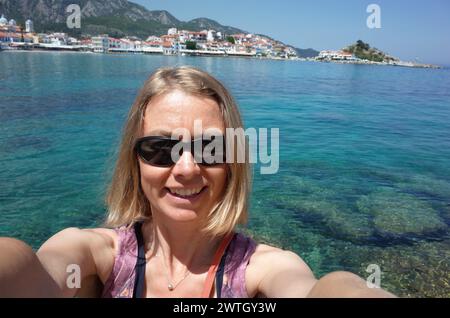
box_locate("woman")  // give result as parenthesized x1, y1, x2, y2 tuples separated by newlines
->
(0, 66, 393, 298)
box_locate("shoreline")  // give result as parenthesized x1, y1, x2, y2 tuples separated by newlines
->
(314, 58, 442, 69)
(0, 47, 443, 69)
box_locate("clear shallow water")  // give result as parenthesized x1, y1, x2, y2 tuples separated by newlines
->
(1, 51, 449, 297)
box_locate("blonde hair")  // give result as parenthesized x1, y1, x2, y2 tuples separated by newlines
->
(104, 66, 251, 237)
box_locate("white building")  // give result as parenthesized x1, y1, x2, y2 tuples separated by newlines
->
(25, 19, 34, 33)
(92, 35, 109, 53)
(0, 15, 7, 25)
(207, 30, 216, 42)
(146, 35, 162, 42)
(37, 33, 69, 46)
(319, 50, 356, 61)
(178, 30, 189, 43)
(142, 41, 163, 54)
(188, 31, 207, 42)
(168, 27, 177, 35)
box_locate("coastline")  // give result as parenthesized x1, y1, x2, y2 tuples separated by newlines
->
(314, 58, 442, 69)
(0, 47, 442, 69)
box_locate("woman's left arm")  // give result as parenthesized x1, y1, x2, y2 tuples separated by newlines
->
(247, 245, 318, 297)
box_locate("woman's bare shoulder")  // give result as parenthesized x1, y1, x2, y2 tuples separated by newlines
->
(250, 243, 313, 273)
(83, 227, 118, 248)
(38, 227, 118, 287)
(246, 243, 317, 297)
(40, 227, 117, 252)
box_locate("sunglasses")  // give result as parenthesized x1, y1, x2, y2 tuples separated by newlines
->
(135, 136, 227, 167)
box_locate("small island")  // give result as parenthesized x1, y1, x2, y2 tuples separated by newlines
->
(316, 40, 440, 69)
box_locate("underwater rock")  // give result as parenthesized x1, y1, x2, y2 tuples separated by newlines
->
(325, 208, 374, 242)
(275, 175, 375, 241)
(395, 175, 450, 200)
(357, 187, 447, 238)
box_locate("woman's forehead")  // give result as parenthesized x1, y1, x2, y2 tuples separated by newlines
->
(143, 91, 225, 135)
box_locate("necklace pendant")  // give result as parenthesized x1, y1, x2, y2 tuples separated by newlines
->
(168, 283, 174, 291)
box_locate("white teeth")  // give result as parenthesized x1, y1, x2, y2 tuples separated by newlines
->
(169, 187, 203, 197)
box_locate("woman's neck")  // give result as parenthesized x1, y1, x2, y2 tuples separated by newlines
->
(141, 218, 221, 275)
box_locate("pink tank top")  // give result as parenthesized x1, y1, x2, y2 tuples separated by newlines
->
(101, 225, 257, 298)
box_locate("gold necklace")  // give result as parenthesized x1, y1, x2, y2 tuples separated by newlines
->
(157, 249, 192, 291)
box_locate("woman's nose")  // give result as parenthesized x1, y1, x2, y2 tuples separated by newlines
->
(172, 150, 201, 179)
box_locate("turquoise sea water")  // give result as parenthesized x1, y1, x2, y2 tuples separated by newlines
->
(1, 51, 449, 297)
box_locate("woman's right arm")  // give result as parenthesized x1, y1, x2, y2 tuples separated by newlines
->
(0, 238, 61, 297)
(0, 228, 116, 298)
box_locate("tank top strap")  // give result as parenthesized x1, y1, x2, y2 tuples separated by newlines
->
(101, 225, 139, 298)
(220, 232, 257, 298)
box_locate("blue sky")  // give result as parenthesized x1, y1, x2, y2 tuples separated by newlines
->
(133, 0, 450, 65)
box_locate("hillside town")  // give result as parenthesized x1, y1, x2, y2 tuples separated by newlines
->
(0, 14, 299, 59)
(0, 13, 440, 68)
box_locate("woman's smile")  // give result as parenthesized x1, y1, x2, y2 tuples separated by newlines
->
(164, 186, 208, 203)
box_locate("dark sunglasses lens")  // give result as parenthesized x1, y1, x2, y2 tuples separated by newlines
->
(137, 139, 176, 166)
(137, 137, 226, 167)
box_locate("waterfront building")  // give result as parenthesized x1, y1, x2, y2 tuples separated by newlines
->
(319, 50, 357, 61)
(80, 38, 93, 51)
(108, 37, 121, 49)
(92, 35, 109, 53)
(162, 41, 176, 55)
(142, 41, 164, 54)
(0, 14, 21, 43)
(25, 19, 34, 33)
(48, 33, 69, 45)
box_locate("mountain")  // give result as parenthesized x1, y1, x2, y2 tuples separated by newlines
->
(181, 17, 245, 35)
(294, 47, 319, 58)
(343, 40, 398, 62)
(0, 0, 245, 38)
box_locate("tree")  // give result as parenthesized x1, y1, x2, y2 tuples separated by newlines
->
(185, 41, 197, 50)
(226, 36, 235, 44)
(356, 40, 370, 51)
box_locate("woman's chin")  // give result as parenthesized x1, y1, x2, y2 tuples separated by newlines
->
(159, 207, 203, 223)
